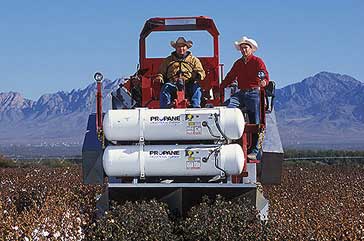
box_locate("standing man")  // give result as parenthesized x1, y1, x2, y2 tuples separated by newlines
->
(154, 37, 206, 108)
(220, 36, 269, 159)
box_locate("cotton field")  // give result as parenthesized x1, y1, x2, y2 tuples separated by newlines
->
(1, 163, 363, 240)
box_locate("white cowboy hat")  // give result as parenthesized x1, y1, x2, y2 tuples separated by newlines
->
(234, 36, 258, 51)
(170, 37, 193, 49)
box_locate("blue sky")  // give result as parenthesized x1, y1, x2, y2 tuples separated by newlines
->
(1, 0, 363, 100)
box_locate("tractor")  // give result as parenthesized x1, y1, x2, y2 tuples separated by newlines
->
(82, 16, 283, 220)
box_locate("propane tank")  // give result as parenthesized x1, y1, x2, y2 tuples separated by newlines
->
(103, 144, 244, 177)
(103, 107, 245, 141)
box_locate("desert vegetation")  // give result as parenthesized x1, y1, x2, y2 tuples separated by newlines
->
(1, 154, 364, 240)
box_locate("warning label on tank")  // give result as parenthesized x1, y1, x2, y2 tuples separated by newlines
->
(186, 160, 201, 169)
(185, 150, 201, 169)
(186, 121, 202, 135)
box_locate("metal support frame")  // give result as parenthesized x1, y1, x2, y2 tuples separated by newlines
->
(99, 182, 269, 219)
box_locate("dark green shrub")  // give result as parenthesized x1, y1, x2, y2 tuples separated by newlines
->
(86, 200, 179, 241)
(180, 195, 270, 241)
(40, 159, 75, 168)
(0, 156, 16, 168)
(12, 185, 48, 213)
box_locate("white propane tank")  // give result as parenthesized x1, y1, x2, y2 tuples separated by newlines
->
(103, 144, 244, 177)
(103, 107, 245, 141)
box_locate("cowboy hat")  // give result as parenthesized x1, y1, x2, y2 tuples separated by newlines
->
(170, 37, 193, 49)
(234, 36, 258, 51)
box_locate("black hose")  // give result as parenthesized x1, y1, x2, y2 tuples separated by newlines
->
(201, 113, 229, 143)
(214, 151, 226, 179)
(185, 145, 222, 163)
(186, 145, 227, 180)
(201, 147, 227, 179)
(202, 121, 221, 138)
(202, 146, 220, 162)
(213, 113, 229, 143)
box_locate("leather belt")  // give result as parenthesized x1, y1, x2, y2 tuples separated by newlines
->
(241, 87, 260, 92)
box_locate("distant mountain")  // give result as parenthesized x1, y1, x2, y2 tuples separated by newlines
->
(275, 71, 364, 149)
(0, 71, 363, 150)
(0, 92, 34, 122)
(0, 79, 118, 145)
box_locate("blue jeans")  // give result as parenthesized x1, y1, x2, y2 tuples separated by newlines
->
(160, 81, 202, 108)
(225, 89, 260, 152)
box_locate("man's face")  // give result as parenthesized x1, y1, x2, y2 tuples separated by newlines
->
(175, 44, 188, 56)
(240, 43, 253, 57)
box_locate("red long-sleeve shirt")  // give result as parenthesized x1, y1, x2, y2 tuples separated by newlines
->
(220, 55, 269, 90)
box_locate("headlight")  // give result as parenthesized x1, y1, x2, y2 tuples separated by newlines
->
(94, 72, 104, 82)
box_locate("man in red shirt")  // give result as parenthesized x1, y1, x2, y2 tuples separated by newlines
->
(220, 36, 269, 159)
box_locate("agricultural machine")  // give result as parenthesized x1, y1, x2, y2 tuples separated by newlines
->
(82, 16, 283, 220)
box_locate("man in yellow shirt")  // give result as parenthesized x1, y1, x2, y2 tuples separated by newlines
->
(154, 37, 206, 108)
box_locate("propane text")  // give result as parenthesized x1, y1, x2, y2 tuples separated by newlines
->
(149, 150, 180, 156)
(150, 116, 181, 122)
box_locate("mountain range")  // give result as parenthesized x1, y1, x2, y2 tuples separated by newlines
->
(275, 72, 364, 149)
(1, 71, 363, 150)
(0, 79, 115, 145)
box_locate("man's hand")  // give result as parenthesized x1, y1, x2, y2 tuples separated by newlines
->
(259, 79, 267, 88)
(176, 78, 184, 91)
(191, 71, 201, 81)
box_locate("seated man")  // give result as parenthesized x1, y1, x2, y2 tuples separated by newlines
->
(154, 37, 206, 108)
